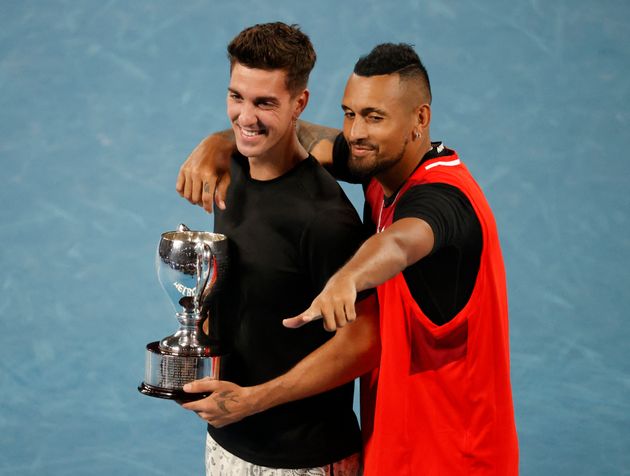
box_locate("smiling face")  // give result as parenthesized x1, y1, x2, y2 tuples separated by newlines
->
(341, 73, 428, 185)
(227, 63, 308, 161)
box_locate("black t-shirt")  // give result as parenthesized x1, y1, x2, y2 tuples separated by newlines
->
(210, 153, 368, 468)
(332, 134, 482, 326)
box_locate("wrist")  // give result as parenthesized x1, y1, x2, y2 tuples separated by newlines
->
(328, 269, 360, 294)
(251, 372, 301, 414)
(248, 380, 280, 415)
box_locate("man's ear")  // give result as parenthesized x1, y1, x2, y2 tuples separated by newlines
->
(293, 89, 310, 120)
(417, 103, 431, 130)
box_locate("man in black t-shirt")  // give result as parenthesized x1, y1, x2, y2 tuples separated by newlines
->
(178, 23, 379, 475)
(177, 43, 517, 475)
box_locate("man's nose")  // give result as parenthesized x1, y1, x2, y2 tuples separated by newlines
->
(348, 117, 367, 141)
(238, 102, 257, 127)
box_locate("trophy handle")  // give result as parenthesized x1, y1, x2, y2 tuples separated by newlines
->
(193, 242, 213, 313)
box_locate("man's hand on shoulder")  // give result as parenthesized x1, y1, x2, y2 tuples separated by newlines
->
(176, 131, 235, 213)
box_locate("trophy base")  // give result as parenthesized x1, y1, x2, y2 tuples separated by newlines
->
(139, 341, 220, 401)
(138, 382, 210, 402)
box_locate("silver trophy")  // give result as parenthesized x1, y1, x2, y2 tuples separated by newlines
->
(139, 224, 229, 401)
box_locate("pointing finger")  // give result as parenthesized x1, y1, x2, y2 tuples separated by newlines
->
(283, 313, 322, 329)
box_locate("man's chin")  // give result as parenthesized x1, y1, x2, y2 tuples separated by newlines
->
(235, 141, 264, 158)
(348, 162, 374, 181)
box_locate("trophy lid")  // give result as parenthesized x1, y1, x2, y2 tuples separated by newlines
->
(161, 223, 227, 245)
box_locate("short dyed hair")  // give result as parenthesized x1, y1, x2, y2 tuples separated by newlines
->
(227, 22, 316, 95)
(354, 43, 432, 103)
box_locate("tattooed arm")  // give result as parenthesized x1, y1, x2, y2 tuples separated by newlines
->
(296, 119, 340, 169)
(176, 120, 342, 213)
(180, 294, 379, 428)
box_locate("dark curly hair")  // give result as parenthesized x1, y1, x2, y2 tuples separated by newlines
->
(227, 22, 316, 95)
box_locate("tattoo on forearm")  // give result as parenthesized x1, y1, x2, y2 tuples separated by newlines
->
(215, 391, 239, 415)
(297, 120, 340, 153)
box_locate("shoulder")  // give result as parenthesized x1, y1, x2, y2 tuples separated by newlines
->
(296, 155, 352, 200)
(396, 182, 475, 223)
(229, 152, 249, 182)
(299, 159, 365, 233)
(395, 182, 480, 250)
(399, 182, 468, 206)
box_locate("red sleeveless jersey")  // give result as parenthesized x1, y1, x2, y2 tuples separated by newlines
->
(361, 149, 518, 475)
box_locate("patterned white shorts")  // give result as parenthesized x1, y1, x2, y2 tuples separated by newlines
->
(205, 433, 361, 476)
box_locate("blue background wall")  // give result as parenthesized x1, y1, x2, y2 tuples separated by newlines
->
(1, 1, 628, 474)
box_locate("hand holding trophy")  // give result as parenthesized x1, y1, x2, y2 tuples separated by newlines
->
(139, 224, 228, 401)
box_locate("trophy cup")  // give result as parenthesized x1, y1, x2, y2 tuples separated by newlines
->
(139, 224, 229, 401)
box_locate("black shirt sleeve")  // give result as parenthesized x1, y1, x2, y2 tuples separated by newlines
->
(394, 183, 481, 254)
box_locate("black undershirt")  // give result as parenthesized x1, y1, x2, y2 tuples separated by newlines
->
(332, 134, 482, 326)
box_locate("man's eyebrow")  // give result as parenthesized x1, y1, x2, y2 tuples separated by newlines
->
(341, 104, 388, 116)
(361, 107, 387, 116)
(254, 96, 280, 104)
(228, 87, 279, 104)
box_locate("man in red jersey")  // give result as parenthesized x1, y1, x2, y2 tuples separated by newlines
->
(178, 43, 519, 475)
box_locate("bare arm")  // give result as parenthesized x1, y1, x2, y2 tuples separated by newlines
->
(284, 217, 434, 331)
(180, 294, 380, 428)
(175, 129, 235, 213)
(296, 120, 341, 168)
(176, 121, 340, 213)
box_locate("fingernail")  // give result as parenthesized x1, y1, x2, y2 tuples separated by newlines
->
(183, 384, 191, 392)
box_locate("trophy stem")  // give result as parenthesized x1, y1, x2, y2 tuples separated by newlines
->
(158, 311, 213, 356)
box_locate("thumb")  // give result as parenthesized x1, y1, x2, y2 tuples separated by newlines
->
(183, 377, 218, 393)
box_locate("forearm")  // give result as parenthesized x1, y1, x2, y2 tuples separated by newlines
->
(200, 128, 235, 149)
(251, 296, 379, 412)
(209, 122, 337, 161)
(336, 218, 435, 292)
(296, 120, 340, 167)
